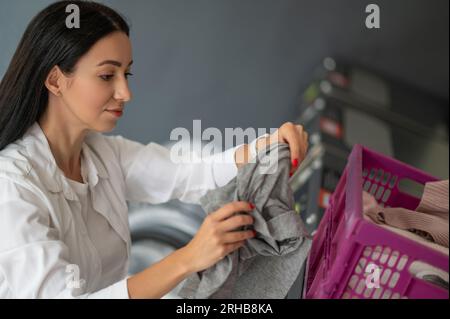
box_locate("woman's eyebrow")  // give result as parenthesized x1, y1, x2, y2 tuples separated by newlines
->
(96, 60, 133, 67)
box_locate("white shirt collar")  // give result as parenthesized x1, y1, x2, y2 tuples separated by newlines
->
(24, 122, 109, 201)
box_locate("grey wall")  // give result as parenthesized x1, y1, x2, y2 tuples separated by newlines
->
(0, 0, 448, 145)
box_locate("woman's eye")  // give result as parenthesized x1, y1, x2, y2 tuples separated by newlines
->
(100, 74, 114, 81)
(100, 73, 133, 81)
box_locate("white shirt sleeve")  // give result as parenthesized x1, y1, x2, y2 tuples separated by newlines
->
(0, 178, 129, 299)
(103, 135, 241, 204)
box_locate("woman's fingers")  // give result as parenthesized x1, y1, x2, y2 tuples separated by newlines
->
(210, 201, 254, 221)
(226, 240, 246, 254)
(281, 124, 299, 171)
(218, 241, 246, 259)
(221, 230, 255, 244)
(219, 213, 254, 232)
(289, 124, 309, 176)
(280, 123, 304, 175)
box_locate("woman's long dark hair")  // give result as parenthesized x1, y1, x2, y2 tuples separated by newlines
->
(0, 0, 130, 151)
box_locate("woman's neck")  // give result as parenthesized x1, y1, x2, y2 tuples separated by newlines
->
(38, 105, 89, 182)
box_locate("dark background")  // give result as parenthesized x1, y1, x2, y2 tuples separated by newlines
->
(0, 0, 448, 144)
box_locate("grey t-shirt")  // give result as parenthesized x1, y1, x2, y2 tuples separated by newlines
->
(179, 143, 312, 299)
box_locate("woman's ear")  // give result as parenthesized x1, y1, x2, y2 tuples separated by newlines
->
(45, 65, 64, 97)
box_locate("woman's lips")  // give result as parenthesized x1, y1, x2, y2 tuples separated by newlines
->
(106, 109, 123, 117)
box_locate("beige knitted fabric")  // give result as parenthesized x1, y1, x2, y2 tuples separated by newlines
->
(363, 180, 449, 248)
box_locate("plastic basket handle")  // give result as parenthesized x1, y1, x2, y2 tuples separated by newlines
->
(344, 144, 364, 232)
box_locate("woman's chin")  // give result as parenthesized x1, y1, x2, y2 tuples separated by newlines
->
(92, 119, 118, 133)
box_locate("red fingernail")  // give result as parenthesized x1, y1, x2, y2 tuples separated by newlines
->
(252, 230, 257, 237)
(292, 158, 299, 167)
(289, 172, 293, 177)
(249, 203, 255, 209)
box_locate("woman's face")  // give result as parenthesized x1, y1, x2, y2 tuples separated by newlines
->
(56, 31, 133, 133)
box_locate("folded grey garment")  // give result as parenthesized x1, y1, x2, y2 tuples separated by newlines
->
(178, 143, 312, 299)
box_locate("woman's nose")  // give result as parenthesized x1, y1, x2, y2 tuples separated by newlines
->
(114, 78, 132, 102)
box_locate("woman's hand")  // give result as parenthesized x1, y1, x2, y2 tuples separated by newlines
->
(268, 122, 309, 176)
(256, 122, 309, 176)
(234, 122, 309, 173)
(181, 201, 255, 274)
(127, 201, 254, 298)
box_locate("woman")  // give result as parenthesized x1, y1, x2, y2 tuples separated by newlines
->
(0, 1, 308, 299)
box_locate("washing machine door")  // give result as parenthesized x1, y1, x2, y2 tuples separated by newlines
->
(128, 201, 204, 247)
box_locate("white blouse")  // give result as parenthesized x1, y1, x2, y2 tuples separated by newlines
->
(64, 151, 127, 292)
(0, 122, 240, 298)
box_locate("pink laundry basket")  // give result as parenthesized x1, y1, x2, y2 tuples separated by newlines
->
(304, 144, 449, 299)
